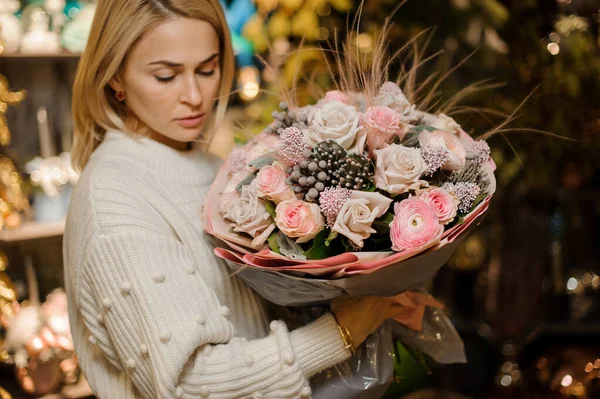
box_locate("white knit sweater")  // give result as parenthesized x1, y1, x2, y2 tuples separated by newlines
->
(63, 130, 350, 399)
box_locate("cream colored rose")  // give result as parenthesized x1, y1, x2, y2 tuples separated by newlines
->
(419, 129, 467, 171)
(431, 113, 461, 135)
(305, 100, 366, 154)
(374, 144, 428, 195)
(221, 184, 276, 246)
(332, 191, 393, 248)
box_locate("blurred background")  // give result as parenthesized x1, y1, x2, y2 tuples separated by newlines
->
(0, 0, 598, 398)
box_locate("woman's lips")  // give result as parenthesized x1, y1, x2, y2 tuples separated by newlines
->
(175, 114, 205, 128)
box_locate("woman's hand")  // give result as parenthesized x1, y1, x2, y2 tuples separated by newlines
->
(331, 296, 401, 349)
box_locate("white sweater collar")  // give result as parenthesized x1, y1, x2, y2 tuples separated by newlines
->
(100, 130, 220, 185)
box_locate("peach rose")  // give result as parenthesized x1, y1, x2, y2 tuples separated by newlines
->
(417, 187, 459, 225)
(275, 199, 325, 243)
(419, 129, 467, 171)
(390, 198, 444, 252)
(255, 162, 295, 204)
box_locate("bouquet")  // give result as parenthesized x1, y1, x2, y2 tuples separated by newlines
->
(201, 21, 500, 398)
(203, 83, 495, 303)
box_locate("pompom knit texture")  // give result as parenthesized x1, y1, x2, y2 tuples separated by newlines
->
(63, 130, 350, 399)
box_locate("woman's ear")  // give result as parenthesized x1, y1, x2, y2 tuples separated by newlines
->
(108, 77, 124, 93)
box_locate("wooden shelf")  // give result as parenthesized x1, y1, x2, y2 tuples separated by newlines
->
(0, 219, 65, 243)
(0, 51, 80, 61)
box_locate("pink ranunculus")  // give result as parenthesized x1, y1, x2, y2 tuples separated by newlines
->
(275, 199, 325, 243)
(390, 198, 444, 252)
(322, 90, 350, 105)
(255, 162, 295, 204)
(419, 129, 467, 171)
(363, 106, 410, 150)
(417, 187, 459, 225)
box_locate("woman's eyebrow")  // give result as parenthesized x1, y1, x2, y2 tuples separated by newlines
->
(147, 53, 219, 67)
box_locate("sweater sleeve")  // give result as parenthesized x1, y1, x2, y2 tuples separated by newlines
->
(79, 230, 350, 399)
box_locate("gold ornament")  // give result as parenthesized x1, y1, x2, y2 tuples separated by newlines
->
(0, 251, 16, 322)
(0, 74, 26, 147)
(0, 387, 13, 399)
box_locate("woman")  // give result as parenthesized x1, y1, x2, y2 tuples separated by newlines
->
(64, 1, 403, 398)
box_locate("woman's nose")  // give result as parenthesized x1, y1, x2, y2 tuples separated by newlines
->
(180, 77, 203, 106)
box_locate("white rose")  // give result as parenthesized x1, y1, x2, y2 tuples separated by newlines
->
(373, 82, 418, 122)
(374, 144, 428, 195)
(332, 190, 393, 248)
(431, 113, 461, 135)
(305, 100, 366, 154)
(221, 184, 276, 246)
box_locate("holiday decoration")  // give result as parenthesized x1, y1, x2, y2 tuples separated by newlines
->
(25, 107, 76, 222)
(0, 259, 80, 396)
(0, 75, 28, 229)
(0, 0, 22, 54)
(20, 3, 61, 53)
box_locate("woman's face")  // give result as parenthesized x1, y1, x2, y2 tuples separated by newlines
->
(111, 17, 221, 150)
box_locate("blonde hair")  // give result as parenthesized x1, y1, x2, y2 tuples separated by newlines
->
(71, 0, 234, 172)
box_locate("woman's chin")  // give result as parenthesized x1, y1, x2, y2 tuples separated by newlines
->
(171, 125, 205, 143)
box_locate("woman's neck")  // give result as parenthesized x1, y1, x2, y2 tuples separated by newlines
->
(124, 115, 194, 152)
(148, 130, 193, 152)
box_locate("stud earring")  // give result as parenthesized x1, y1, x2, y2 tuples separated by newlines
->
(114, 91, 126, 102)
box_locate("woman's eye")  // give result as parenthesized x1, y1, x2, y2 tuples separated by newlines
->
(155, 76, 175, 83)
(197, 70, 216, 76)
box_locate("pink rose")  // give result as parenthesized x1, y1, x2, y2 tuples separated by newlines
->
(275, 199, 325, 243)
(255, 162, 295, 204)
(363, 106, 410, 150)
(419, 130, 467, 171)
(390, 198, 444, 252)
(322, 90, 350, 104)
(417, 187, 459, 225)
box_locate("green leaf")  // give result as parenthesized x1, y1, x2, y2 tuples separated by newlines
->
(410, 125, 437, 133)
(303, 230, 330, 260)
(371, 212, 396, 233)
(471, 193, 488, 210)
(248, 152, 277, 168)
(277, 234, 307, 260)
(380, 212, 396, 224)
(264, 200, 277, 220)
(236, 172, 257, 193)
(325, 230, 338, 247)
(267, 230, 281, 254)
